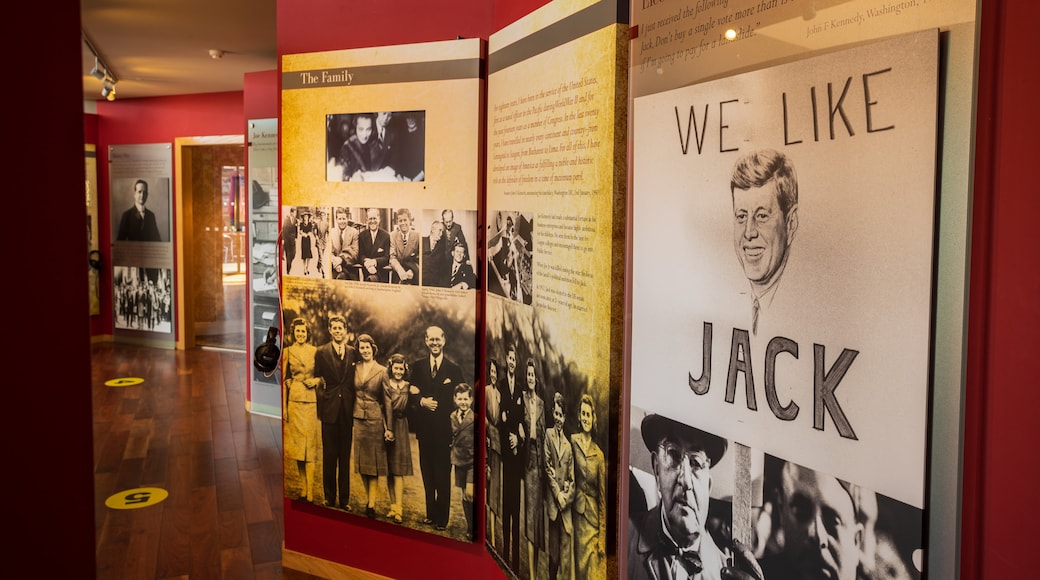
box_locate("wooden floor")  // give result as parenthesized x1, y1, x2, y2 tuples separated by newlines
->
(91, 341, 292, 579)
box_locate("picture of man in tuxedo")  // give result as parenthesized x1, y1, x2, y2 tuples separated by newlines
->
(497, 344, 525, 570)
(442, 209, 469, 264)
(409, 325, 465, 531)
(389, 208, 419, 284)
(422, 220, 450, 288)
(358, 208, 391, 283)
(312, 314, 359, 510)
(330, 207, 359, 280)
(116, 179, 162, 242)
(449, 242, 476, 290)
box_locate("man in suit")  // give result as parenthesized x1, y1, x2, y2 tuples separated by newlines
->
(312, 314, 358, 510)
(392, 111, 425, 181)
(280, 207, 298, 275)
(422, 220, 450, 288)
(545, 391, 575, 580)
(729, 149, 799, 336)
(357, 207, 391, 282)
(627, 414, 763, 580)
(389, 208, 419, 284)
(442, 209, 469, 263)
(330, 207, 359, 280)
(497, 344, 525, 570)
(409, 325, 465, 530)
(371, 111, 398, 174)
(116, 179, 162, 242)
(448, 241, 476, 290)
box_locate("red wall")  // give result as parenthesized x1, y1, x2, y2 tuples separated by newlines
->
(89, 92, 246, 338)
(245, 70, 279, 121)
(278, 0, 498, 56)
(962, 1, 1040, 578)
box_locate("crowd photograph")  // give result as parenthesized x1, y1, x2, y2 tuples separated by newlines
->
(112, 266, 173, 333)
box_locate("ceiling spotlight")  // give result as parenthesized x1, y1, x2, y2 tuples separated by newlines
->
(209, 49, 225, 60)
(90, 57, 106, 80)
(101, 77, 116, 101)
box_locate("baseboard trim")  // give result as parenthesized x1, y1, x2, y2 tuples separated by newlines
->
(282, 548, 393, 579)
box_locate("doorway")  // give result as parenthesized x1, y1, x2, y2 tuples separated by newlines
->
(174, 136, 247, 351)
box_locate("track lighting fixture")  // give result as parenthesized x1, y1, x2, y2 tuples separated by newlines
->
(102, 77, 116, 101)
(90, 57, 106, 80)
(84, 30, 118, 100)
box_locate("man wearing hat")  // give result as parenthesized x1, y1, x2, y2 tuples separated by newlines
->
(627, 414, 763, 580)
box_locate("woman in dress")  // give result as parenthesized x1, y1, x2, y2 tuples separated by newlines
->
(382, 353, 415, 524)
(522, 358, 546, 580)
(571, 393, 606, 580)
(298, 211, 314, 275)
(281, 317, 320, 502)
(352, 333, 392, 518)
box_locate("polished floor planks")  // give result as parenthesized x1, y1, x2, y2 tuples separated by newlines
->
(92, 342, 284, 579)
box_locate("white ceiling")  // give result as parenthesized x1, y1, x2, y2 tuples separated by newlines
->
(81, 0, 277, 101)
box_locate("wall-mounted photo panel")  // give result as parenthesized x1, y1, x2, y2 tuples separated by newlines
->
(628, 30, 939, 580)
(279, 276, 477, 541)
(108, 143, 175, 344)
(485, 1, 630, 578)
(282, 38, 483, 544)
(247, 118, 280, 416)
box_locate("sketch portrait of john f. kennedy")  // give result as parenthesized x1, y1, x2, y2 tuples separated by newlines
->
(729, 149, 799, 336)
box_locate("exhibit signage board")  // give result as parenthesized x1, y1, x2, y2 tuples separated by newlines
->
(280, 38, 482, 544)
(484, 1, 630, 578)
(86, 144, 100, 315)
(109, 143, 175, 342)
(247, 118, 280, 417)
(627, 1, 979, 577)
(627, 29, 938, 580)
(630, 0, 975, 98)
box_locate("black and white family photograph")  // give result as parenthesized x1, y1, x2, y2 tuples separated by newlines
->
(485, 298, 609, 580)
(111, 177, 171, 243)
(321, 206, 477, 288)
(419, 208, 477, 289)
(112, 266, 173, 333)
(326, 110, 426, 182)
(487, 210, 534, 305)
(280, 205, 330, 279)
(280, 278, 477, 542)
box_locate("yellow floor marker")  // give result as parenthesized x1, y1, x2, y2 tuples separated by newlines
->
(105, 487, 168, 509)
(105, 377, 144, 387)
